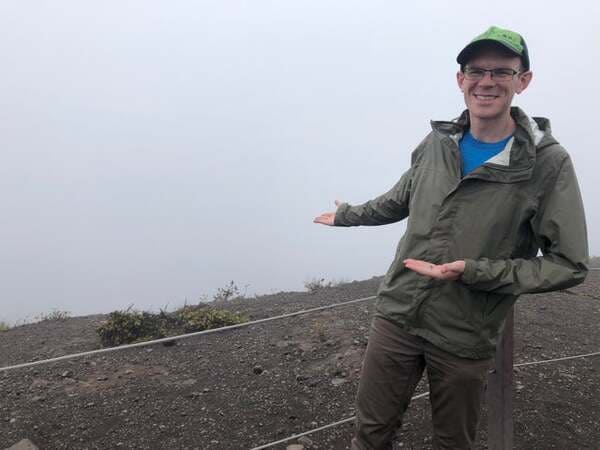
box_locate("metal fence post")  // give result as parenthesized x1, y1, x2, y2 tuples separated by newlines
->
(487, 306, 514, 449)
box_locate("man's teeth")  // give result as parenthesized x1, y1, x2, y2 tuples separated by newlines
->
(475, 94, 497, 99)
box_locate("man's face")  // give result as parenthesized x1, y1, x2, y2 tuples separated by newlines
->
(456, 49, 532, 121)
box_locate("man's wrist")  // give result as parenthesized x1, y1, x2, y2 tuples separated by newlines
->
(460, 259, 478, 284)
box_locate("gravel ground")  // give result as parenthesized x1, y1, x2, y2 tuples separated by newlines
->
(1, 273, 599, 449)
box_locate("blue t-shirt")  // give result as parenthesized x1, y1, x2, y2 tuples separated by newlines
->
(459, 130, 512, 176)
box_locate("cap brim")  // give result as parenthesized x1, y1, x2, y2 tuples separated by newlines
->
(456, 39, 522, 66)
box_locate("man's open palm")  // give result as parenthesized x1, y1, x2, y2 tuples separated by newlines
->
(313, 200, 343, 226)
(403, 259, 465, 281)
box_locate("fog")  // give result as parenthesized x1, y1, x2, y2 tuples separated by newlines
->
(1, 1, 599, 323)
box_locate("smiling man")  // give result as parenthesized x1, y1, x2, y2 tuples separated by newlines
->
(313, 26, 588, 449)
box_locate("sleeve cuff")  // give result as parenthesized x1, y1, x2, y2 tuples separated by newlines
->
(461, 259, 478, 285)
(333, 203, 351, 227)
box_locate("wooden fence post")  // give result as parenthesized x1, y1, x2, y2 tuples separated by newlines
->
(487, 306, 514, 449)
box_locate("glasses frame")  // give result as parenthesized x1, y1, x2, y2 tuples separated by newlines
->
(462, 66, 521, 82)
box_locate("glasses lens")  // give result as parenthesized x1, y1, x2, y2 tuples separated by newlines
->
(491, 69, 515, 81)
(465, 68, 484, 80)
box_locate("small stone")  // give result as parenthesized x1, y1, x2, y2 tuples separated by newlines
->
(6, 438, 39, 450)
(331, 377, 347, 386)
(286, 445, 304, 450)
(9, 417, 17, 423)
(298, 436, 313, 446)
(253, 365, 263, 375)
(61, 371, 73, 378)
(97, 376, 108, 381)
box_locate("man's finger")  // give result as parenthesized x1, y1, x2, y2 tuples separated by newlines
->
(404, 259, 435, 274)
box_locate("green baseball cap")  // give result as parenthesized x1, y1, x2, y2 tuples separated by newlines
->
(457, 26, 530, 71)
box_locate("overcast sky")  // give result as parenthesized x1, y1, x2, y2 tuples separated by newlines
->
(1, 1, 599, 323)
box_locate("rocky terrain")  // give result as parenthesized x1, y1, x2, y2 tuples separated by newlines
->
(1, 272, 599, 449)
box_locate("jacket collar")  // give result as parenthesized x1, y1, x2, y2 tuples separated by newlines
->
(430, 107, 555, 183)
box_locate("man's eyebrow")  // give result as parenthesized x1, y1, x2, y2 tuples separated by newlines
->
(466, 65, 518, 70)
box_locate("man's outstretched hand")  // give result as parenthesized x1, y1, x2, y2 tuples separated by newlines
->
(313, 200, 343, 226)
(403, 259, 465, 281)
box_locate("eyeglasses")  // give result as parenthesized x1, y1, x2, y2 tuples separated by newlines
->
(463, 67, 520, 82)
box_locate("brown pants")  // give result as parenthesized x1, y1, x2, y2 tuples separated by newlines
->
(351, 316, 492, 450)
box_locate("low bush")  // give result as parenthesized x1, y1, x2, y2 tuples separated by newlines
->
(212, 280, 246, 302)
(0, 321, 10, 332)
(97, 306, 247, 347)
(304, 277, 348, 294)
(36, 309, 71, 321)
(304, 278, 333, 294)
(176, 306, 246, 332)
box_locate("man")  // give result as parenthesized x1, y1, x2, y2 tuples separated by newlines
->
(313, 26, 588, 449)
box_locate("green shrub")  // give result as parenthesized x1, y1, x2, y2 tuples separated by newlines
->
(212, 280, 241, 302)
(36, 309, 71, 321)
(0, 321, 10, 332)
(304, 277, 349, 294)
(97, 306, 247, 347)
(97, 309, 168, 347)
(304, 278, 332, 294)
(175, 306, 246, 332)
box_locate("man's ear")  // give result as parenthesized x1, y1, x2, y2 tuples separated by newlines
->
(456, 71, 465, 92)
(516, 71, 533, 94)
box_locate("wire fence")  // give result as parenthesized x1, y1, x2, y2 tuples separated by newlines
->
(0, 295, 376, 373)
(3, 268, 598, 372)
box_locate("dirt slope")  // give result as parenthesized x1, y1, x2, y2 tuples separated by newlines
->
(1, 274, 599, 449)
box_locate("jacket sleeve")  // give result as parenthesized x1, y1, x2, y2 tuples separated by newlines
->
(460, 155, 589, 294)
(333, 167, 413, 227)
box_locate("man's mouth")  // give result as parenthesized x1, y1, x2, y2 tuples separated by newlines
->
(473, 94, 499, 100)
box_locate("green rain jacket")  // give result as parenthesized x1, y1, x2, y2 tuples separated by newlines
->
(334, 107, 588, 359)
